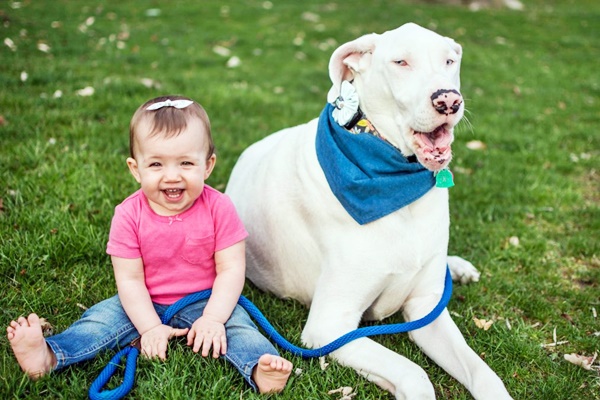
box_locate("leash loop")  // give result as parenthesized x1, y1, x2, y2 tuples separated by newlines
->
(89, 266, 452, 399)
(88, 346, 139, 400)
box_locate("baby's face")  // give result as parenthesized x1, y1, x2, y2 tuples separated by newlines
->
(127, 118, 216, 216)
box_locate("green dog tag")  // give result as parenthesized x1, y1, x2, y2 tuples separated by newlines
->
(435, 169, 455, 188)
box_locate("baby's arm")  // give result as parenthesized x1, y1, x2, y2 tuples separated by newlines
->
(187, 240, 246, 357)
(112, 256, 188, 360)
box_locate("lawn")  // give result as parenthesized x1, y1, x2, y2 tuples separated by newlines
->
(1, 0, 598, 399)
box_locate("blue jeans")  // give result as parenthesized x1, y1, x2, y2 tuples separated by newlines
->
(45, 295, 279, 390)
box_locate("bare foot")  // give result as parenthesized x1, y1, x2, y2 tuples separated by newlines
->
(6, 313, 57, 379)
(252, 354, 293, 394)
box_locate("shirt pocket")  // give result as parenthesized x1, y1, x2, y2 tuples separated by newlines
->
(180, 235, 215, 266)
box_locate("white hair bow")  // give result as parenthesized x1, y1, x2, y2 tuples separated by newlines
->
(146, 99, 194, 111)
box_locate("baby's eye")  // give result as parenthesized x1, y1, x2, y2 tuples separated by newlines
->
(149, 162, 161, 167)
(181, 161, 194, 166)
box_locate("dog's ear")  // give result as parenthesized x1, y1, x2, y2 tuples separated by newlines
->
(445, 37, 462, 87)
(327, 33, 378, 104)
(445, 37, 462, 57)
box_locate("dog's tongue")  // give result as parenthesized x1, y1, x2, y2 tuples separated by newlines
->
(414, 126, 453, 171)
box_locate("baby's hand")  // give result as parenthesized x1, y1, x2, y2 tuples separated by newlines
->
(187, 316, 227, 358)
(140, 324, 189, 360)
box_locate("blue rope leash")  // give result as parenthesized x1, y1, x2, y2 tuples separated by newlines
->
(89, 266, 452, 399)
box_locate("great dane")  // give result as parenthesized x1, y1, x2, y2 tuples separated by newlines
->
(226, 23, 512, 399)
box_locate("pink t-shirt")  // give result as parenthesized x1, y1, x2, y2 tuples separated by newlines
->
(106, 185, 248, 304)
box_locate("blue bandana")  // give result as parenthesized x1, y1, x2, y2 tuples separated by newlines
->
(315, 104, 436, 225)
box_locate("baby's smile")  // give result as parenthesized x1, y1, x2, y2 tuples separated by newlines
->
(164, 189, 184, 200)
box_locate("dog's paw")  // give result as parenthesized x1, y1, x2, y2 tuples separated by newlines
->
(447, 256, 480, 284)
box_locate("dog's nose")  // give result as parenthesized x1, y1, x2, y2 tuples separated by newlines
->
(431, 89, 462, 115)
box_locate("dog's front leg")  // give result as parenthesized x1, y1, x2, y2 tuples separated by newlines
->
(302, 272, 436, 399)
(403, 297, 513, 399)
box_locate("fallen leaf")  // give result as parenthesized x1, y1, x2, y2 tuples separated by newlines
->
(319, 356, 329, 370)
(504, 0, 524, 10)
(564, 352, 598, 371)
(39, 317, 54, 337)
(145, 8, 161, 17)
(226, 56, 241, 68)
(301, 12, 320, 23)
(466, 140, 486, 150)
(561, 313, 574, 324)
(4, 37, 16, 51)
(513, 86, 522, 96)
(140, 78, 160, 89)
(37, 42, 51, 53)
(212, 45, 231, 57)
(76, 86, 95, 96)
(473, 317, 493, 331)
(328, 387, 353, 395)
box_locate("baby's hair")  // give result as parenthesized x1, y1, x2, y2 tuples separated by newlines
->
(129, 95, 215, 160)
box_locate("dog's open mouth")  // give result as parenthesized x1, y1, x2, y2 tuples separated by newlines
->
(412, 125, 454, 171)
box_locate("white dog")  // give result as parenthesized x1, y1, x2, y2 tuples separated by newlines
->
(226, 23, 512, 399)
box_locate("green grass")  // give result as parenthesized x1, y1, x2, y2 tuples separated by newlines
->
(1, 0, 598, 398)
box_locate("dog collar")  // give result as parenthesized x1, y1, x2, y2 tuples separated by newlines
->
(344, 108, 419, 164)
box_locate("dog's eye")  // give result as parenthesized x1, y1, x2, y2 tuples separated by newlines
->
(446, 59, 455, 66)
(394, 60, 408, 67)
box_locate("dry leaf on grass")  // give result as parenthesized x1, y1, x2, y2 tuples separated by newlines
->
(564, 352, 598, 371)
(319, 356, 329, 370)
(473, 317, 493, 331)
(37, 42, 51, 53)
(4, 37, 16, 51)
(39, 317, 54, 337)
(226, 56, 241, 68)
(540, 327, 569, 348)
(212, 45, 231, 57)
(76, 86, 95, 97)
(466, 140, 487, 150)
(328, 386, 356, 399)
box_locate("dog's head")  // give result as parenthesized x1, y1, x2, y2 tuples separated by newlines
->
(327, 23, 464, 172)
